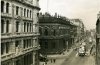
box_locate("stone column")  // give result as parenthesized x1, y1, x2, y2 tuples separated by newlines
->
(22, 22, 24, 33)
(19, 22, 21, 33)
(4, 43, 6, 55)
(26, 22, 27, 32)
(4, 2, 6, 13)
(9, 3, 12, 14)
(11, 41, 15, 53)
(9, 20, 12, 33)
(4, 20, 6, 33)
(20, 39, 23, 52)
(32, 52, 36, 65)
(31, 23, 33, 32)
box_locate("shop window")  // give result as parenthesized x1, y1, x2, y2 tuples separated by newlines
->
(6, 3, 9, 13)
(1, 1, 4, 12)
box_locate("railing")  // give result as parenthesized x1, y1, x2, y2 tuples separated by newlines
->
(1, 13, 12, 17)
(1, 33, 12, 36)
(22, 16, 33, 21)
(1, 32, 38, 39)
(1, 53, 14, 61)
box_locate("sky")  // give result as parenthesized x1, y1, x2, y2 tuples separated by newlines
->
(39, 0, 100, 30)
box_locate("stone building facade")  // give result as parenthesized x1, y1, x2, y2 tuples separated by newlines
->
(39, 13, 74, 55)
(1, 0, 40, 65)
(70, 19, 85, 42)
(96, 11, 100, 65)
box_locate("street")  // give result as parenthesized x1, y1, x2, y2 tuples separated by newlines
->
(40, 42, 96, 65)
(61, 50, 95, 65)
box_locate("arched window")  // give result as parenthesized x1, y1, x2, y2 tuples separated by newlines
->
(6, 20, 9, 33)
(30, 10, 31, 18)
(24, 8, 26, 17)
(16, 6, 19, 15)
(27, 9, 29, 17)
(44, 28, 48, 36)
(1, 1, 4, 12)
(6, 3, 9, 13)
(1, 19, 4, 33)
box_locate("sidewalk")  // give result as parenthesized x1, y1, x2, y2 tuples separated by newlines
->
(39, 49, 73, 65)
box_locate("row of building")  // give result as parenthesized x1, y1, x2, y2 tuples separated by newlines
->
(1, 0, 85, 65)
(1, 0, 40, 65)
(38, 13, 85, 55)
(96, 11, 100, 65)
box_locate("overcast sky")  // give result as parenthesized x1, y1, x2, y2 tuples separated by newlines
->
(39, 0, 100, 30)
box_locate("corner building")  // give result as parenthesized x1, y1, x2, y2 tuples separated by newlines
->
(39, 13, 72, 54)
(1, 0, 40, 65)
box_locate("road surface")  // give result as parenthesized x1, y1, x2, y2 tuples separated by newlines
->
(61, 49, 95, 65)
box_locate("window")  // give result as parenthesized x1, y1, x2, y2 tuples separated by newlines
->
(52, 42, 56, 49)
(44, 41, 48, 49)
(39, 28, 42, 35)
(16, 6, 19, 15)
(24, 9, 26, 17)
(44, 28, 48, 35)
(1, 1, 4, 12)
(1, 42, 10, 54)
(27, 23, 29, 32)
(30, 23, 31, 32)
(27, 10, 29, 17)
(6, 3, 9, 13)
(37, 13, 39, 18)
(15, 41, 19, 47)
(6, 42, 10, 53)
(1, 43, 4, 55)
(53, 30, 56, 36)
(1, 19, 4, 33)
(16, 21, 19, 32)
(30, 10, 31, 18)
(24, 22, 26, 32)
(6, 20, 9, 33)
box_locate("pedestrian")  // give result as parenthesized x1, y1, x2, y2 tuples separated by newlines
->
(43, 62, 45, 65)
(53, 59, 56, 63)
(51, 59, 52, 63)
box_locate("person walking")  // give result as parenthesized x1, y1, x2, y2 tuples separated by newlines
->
(51, 59, 52, 63)
(53, 59, 56, 63)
